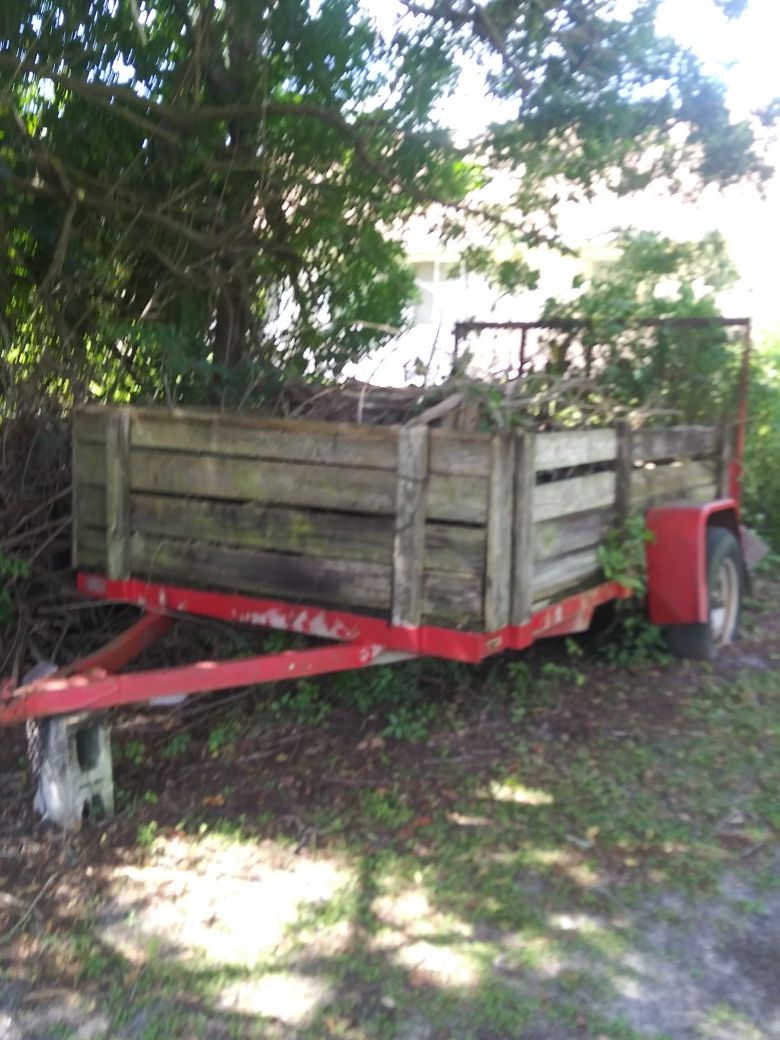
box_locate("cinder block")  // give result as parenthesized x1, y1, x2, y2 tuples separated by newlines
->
(32, 713, 114, 828)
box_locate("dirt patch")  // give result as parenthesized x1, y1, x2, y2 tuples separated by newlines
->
(1, 568, 779, 1039)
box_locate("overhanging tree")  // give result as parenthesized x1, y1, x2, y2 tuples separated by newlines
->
(0, 0, 773, 408)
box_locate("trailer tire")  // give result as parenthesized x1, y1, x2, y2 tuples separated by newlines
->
(665, 527, 743, 661)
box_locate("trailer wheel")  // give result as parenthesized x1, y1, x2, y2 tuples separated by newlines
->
(665, 527, 743, 661)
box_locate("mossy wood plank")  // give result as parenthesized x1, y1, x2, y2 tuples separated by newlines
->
(129, 534, 392, 610)
(532, 548, 602, 602)
(76, 447, 487, 523)
(533, 471, 616, 523)
(77, 406, 492, 476)
(424, 524, 484, 575)
(422, 570, 483, 626)
(77, 485, 108, 528)
(130, 449, 398, 514)
(534, 507, 615, 562)
(631, 426, 718, 463)
(535, 429, 617, 472)
(129, 493, 483, 574)
(130, 411, 398, 470)
(131, 494, 393, 563)
(77, 525, 107, 568)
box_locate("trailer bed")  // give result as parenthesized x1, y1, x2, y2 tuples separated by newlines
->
(72, 406, 727, 633)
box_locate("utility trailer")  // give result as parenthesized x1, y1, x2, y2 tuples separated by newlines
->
(0, 318, 751, 823)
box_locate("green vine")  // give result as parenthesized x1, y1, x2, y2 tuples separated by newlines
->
(597, 514, 654, 596)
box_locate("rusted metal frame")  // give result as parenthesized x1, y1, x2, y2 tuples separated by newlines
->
(77, 572, 633, 662)
(0, 612, 173, 704)
(0, 640, 388, 726)
(0, 574, 633, 724)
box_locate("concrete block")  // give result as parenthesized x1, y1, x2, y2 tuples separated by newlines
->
(33, 713, 114, 828)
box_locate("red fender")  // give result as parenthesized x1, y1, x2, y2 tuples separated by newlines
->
(645, 500, 741, 626)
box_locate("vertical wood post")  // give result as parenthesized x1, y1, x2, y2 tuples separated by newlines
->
(391, 425, 429, 627)
(717, 422, 733, 498)
(106, 409, 131, 580)
(615, 421, 632, 525)
(485, 432, 516, 631)
(511, 431, 536, 624)
(71, 419, 80, 570)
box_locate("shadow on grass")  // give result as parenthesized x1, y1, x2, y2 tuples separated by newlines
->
(4, 607, 780, 1040)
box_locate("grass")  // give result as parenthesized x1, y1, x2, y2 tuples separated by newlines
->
(6, 578, 780, 1039)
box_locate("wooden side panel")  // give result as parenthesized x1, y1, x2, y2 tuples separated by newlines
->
(77, 525, 108, 569)
(130, 411, 399, 470)
(535, 429, 617, 472)
(631, 460, 718, 509)
(73, 408, 109, 445)
(129, 534, 392, 611)
(392, 426, 429, 626)
(534, 471, 616, 523)
(533, 548, 602, 603)
(131, 494, 394, 564)
(424, 523, 485, 575)
(632, 425, 718, 463)
(423, 571, 483, 627)
(534, 507, 615, 562)
(429, 430, 491, 477)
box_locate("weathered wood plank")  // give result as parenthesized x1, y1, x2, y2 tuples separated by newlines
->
(425, 524, 485, 576)
(129, 449, 397, 514)
(129, 534, 392, 610)
(77, 525, 107, 567)
(631, 460, 717, 508)
(131, 494, 393, 563)
(534, 507, 615, 562)
(105, 410, 131, 580)
(77, 485, 108, 529)
(80, 405, 493, 476)
(535, 429, 617, 472)
(427, 473, 487, 524)
(130, 493, 483, 574)
(533, 471, 616, 523)
(484, 433, 515, 630)
(533, 548, 602, 602)
(81, 448, 486, 523)
(631, 425, 718, 463)
(73, 441, 107, 486)
(423, 570, 483, 626)
(392, 426, 429, 626)
(71, 429, 80, 569)
(73, 408, 109, 444)
(429, 431, 491, 477)
(130, 411, 399, 470)
(511, 432, 536, 624)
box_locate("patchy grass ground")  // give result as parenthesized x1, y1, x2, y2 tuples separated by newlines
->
(1, 566, 780, 1039)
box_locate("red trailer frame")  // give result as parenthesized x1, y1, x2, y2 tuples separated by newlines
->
(0, 318, 751, 726)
